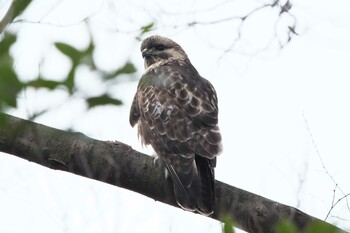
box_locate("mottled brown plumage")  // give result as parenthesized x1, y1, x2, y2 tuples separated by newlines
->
(130, 35, 222, 215)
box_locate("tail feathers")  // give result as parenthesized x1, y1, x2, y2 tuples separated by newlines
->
(165, 162, 198, 211)
(165, 155, 216, 216)
(195, 155, 216, 215)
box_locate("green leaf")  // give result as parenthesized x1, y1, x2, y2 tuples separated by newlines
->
(83, 40, 95, 57)
(275, 220, 298, 233)
(55, 41, 97, 93)
(0, 33, 21, 110)
(115, 62, 137, 75)
(0, 33, 17, 54)
(104, 62, 137, 80)
(63, 69, 76, 94)
(12, 0, 32, 19)
(80, 41, 96, 69)
(140, 22, 154, 35)
(0, 67, 23, 108)
(304, 221, 340, 233)
(222, 217, 235, 233)
(86, 94, 123, 108)
(55, 42, 81, 65)
(26, 78, 62, 90)
(0, 112, 6, 128)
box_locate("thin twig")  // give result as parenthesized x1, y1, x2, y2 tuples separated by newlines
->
(303, 113, 350, 220)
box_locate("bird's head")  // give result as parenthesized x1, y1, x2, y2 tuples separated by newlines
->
(140, 35, 189, 69)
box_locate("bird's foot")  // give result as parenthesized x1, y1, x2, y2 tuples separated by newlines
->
(164, 168, 169, 179)
(151, 153, 159, 165)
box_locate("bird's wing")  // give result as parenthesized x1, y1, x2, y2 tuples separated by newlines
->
(129, 93, 140, 127)
(137, 62, 221, 158)
(171, 72, 222, 158)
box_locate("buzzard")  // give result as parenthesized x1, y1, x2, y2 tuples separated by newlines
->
(129, 35, 222, 215)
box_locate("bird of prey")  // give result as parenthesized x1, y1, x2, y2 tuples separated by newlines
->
(129, 35, 222, 215)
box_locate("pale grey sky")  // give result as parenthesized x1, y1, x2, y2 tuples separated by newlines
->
(1, 0, 350, 232)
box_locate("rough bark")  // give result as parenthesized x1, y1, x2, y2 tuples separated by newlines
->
(0, 113, 347, 233)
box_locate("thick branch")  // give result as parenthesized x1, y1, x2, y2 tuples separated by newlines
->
(0, 113, 346, 233)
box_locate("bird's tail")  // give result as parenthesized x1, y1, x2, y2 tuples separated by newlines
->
(165, 154, 216, 216)
(195, 155, 216, 215)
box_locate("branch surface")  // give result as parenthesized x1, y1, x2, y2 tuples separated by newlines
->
(0, 113, 346, 233)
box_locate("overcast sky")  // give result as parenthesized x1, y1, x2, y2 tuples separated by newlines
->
(1, 0, 350, 232)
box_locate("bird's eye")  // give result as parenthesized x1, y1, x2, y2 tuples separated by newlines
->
(155, 45, 165, 51)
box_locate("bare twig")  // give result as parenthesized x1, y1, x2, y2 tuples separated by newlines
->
(11, 0, 103, 28)
(302, 113, 350, 220)
(177, 0, 298, 55)
(325, 191, 350, 221)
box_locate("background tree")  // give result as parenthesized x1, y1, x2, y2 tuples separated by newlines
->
(1, 0, 350, 232)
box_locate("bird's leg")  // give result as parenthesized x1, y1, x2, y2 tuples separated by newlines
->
(151, 153, 169, 179)
(151, 152, 159, 165)
(164, 167, 169, 179)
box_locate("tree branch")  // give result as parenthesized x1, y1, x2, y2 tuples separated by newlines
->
(0, 0, 14, 33)
(0, 113, 347, 233)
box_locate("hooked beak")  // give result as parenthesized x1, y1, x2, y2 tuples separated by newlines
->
(141, 48, 150, 58)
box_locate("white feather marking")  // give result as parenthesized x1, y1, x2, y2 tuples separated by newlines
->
(210, 128, 220, 133)
(188, 94, 193, 102)
(152, 101, 164, 118)
(143, 100, 149, 112)
(167, 105, 174, 117)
